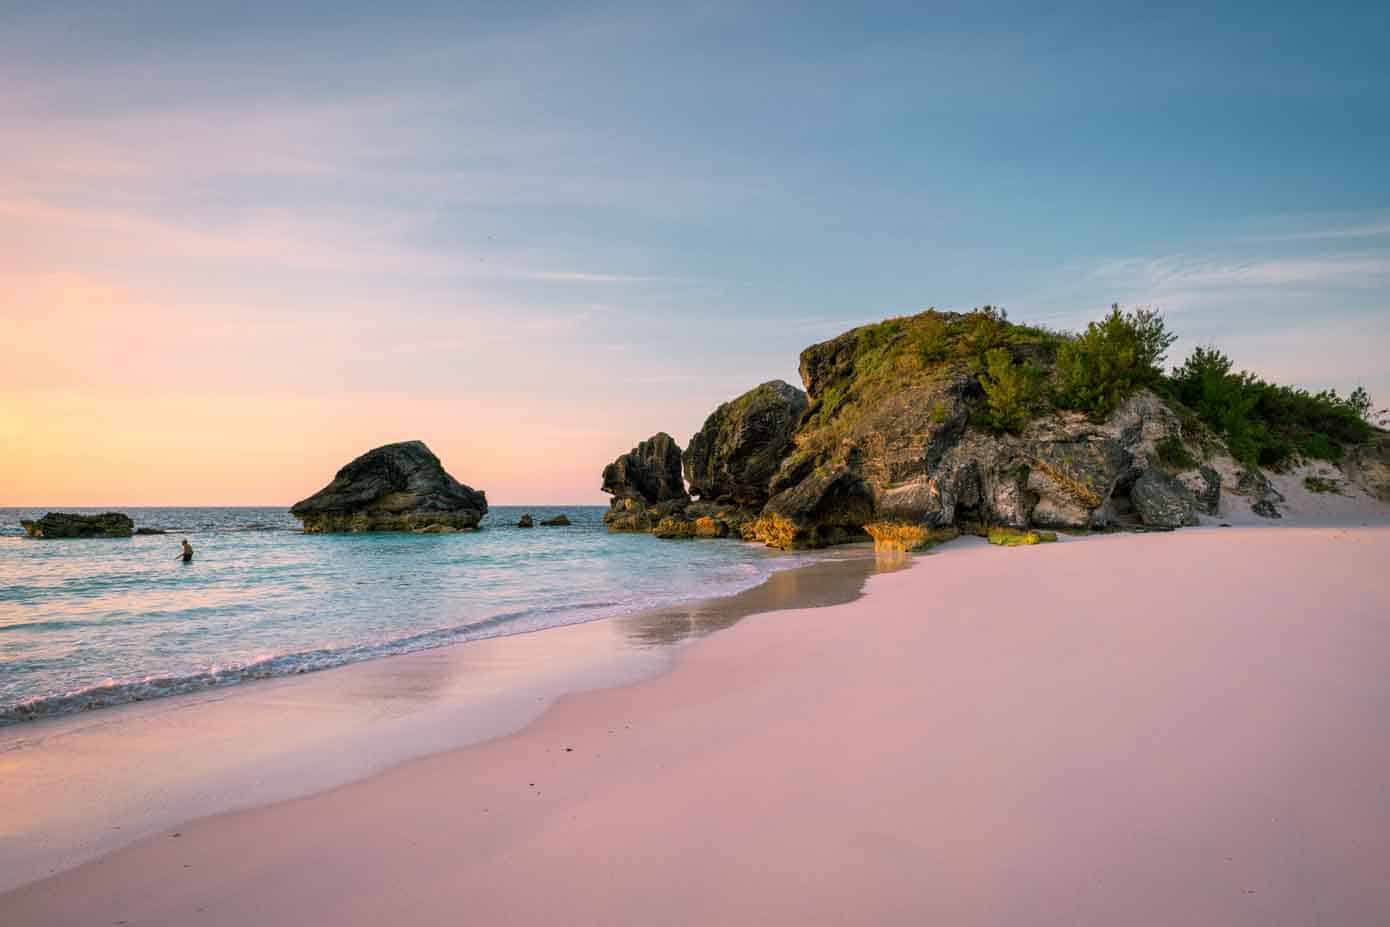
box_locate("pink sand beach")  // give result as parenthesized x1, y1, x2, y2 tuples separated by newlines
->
(3, 525, 1389, 925)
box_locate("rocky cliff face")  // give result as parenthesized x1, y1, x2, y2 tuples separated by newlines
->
(21, 512, 134, 538)
(600, 433, 689, 531)
(684, 380, 808, 508)
(290, 440, 487, 533)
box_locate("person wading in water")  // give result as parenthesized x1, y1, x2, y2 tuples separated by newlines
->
(177, 539, 194, 563)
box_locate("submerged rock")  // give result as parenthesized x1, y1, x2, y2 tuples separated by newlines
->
(684, 380, 808, 508)
(541, 514, 571, 527)
(682, 500, 757, 539)
(134, 527, 168, 535)
(603, 498, 654, 532)
(20, 512, 134, 539)
(652, 516, 698, 539)
(290, 440, 487, 533)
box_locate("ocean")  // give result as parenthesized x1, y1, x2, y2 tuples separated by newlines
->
(0, 506, 823, 724)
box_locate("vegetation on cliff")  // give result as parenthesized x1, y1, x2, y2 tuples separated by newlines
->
(798, 304, 1376, 456)
(1165, 346, 1375, 468)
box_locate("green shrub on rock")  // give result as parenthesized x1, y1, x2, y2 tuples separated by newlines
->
(1155, 436, 1198, 471)
(1168, 346, 1373, 468)
(987, 526, 1058, 547)
(1054, 306, 1175, 417)
(1303, 475, 1342, 495)
(975, 347, 1042, 434)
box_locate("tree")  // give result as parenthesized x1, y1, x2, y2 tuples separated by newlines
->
(976, 347, 1039, 432)
(1054, 305, 1175, 416)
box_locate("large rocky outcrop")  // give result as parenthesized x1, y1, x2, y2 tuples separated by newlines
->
(602, 308, 1381, 550)
(290, 440, 487, 533)
(684, 380, 808, 508)
(746, 310, 1203, 548)
(21, 512, 134, 538)
(600, 432, 689, 531)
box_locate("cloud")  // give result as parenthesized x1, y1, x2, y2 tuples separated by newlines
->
(1088, 254, 1390, 291)
(1233, 213, 1390, 243)
(0, 196, 664, 286)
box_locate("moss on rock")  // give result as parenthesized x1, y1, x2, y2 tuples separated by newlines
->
(987, 526, 1058, 547)
(863, 522, 960, 552)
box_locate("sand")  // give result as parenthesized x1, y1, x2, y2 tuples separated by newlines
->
(3, 526, 1389, 925)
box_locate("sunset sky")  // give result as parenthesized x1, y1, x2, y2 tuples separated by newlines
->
(4, 1, 1388, 505)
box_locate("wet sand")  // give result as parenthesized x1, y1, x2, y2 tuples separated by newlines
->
(0, 549, 890, 894)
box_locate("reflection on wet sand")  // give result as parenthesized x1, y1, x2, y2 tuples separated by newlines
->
(618, 546, 912, 646)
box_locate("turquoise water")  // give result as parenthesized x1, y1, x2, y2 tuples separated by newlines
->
(0, 506, 819, 724)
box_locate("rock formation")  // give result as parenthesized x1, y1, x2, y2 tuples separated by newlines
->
(1235, 468, 1284, 519)
(516, 514, 534, 528)
(290, 440, 487, 533)
(1178, 465, 1222, 516)
(541, 514, 571, 526)
(684, 380, 808, 508)
(1130, 469, 1200, 528)
(743, 311, 1214, 548)
(601, 433, 688, 531)
(599, 307, 1378, 550)
(20, 512, 134, 538)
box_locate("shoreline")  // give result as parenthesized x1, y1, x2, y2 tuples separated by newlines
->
(0, 509, 826, 727)
(0, 547, 893, 894)
(3, 524, 1389, 924)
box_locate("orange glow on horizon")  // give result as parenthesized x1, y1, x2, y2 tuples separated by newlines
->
(1, 270, 697, 506)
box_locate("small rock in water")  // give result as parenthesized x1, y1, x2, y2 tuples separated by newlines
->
(541, 514, 571, 526)
(21, 512, 134, 539)
(517, 514, 534, 528)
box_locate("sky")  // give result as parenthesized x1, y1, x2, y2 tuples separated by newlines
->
(3, 0, 1388, 505)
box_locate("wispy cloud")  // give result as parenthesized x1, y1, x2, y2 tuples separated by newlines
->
(0, 197, 662, 285)
(1088, 254, 1390, 290)
(1231, 211, 1390, 243)
(1238, 223, 1390, 243)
